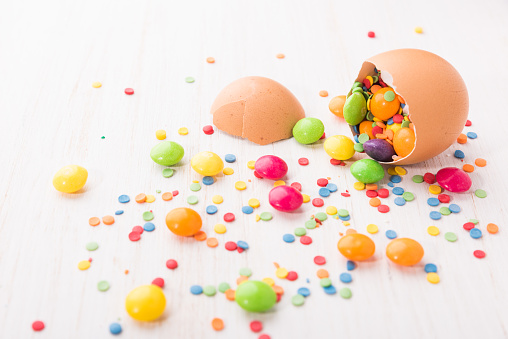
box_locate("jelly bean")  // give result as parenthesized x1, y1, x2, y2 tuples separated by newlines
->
(328, 95, 346, 118)
(150, 141, 184, 166)
(343, 92, 367, 125)
(393, 128, 415, 158)
(337, 233, 375, 261)
(191, 151, 224, 176)
(363, 139, 395, 162)
(235, 280, 277, 312)
(125, 285, 166, 321)
(269, 185, 303, 212)
(359, 120, 374, 139)
(386, 238, 424, 266)
(254, 155, 288, 180)
(350, 159, 384, 183)
(292, 117, 325, 144)
(165, 207, 202, 236)
(52, 165, 88, 193)
(435, 167, 472, 193)
(324, 135, 355, 160)
(370, 87, 400, 120)
(386, 122, 402, 134)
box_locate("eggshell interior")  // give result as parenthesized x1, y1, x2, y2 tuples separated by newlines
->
(350, 49, 469, 165)
(211, 76, 305, 145)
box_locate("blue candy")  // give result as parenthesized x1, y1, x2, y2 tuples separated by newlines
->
(237, 241, 249, 249)
(354, 134, 359, 143)
(392, 187, 404, 195)
(283, 234, 295, 243)
(297, 287, 311, 297)
(470, 228, 482, 239)
(202, 176, 214, 185)
(115, 210, 124, 215)
(190, 285, 203, 295)
(386, 230, 397, 239)
(394, 197, 406, 206)
(387, 118, 394, 125)
(109, 323, 122, 335)
(424, 263, 437, 273)
(427, 198, 440, 206)
(430, 211, 441, 220)
(347, 260, 356, 271)
(323, 285, 337, 295)
(387, 182, 394, 187)
(242, 206, 254, 214)
(319, 187, 331, 197)
(118, 195, 130, 203)
(390, 175, 402, 183)
(206, 205, 218, 215)
(339, 272, 352, 283)
(454, 150, 465, 159)
(449, 204, 461, 213)
(143, 222, 155, 232)
(467, 132, 477, 139)
(326, 183, 338, 192)
(353, 124, 360, 134)
(224, 154, 236, 163)
(339, 215, 350, 221)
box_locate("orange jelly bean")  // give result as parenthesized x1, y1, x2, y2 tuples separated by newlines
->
(337, 233, 375, 261)
(328, 95, 347, 118)
(359, 120, 374, 139)
(370, 87, 400, 120)
(165, 207, 202, 236)
(393, 127, 415, 158)
(386, 238, 424, 266)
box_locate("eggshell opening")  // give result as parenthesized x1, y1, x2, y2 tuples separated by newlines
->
(349, 49, 469, 165)
(211, 77, 306, 145)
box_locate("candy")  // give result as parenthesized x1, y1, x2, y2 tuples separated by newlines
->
(125, 285, 166, 321)
(150, 141, 184, 166)
(362, 139, 396, 162)
(191, 151, 224, 176)
(386, 238, 424, 266)
(269, 185, 303, 212)
(52, 165, 88, 193)
(337, 233, 375, 261)
(350, 159, 385, 183)
(329, 95, 346, 118)
(235, 281, 277, 312)
(292, 117, 325, 144)
(324, 135, 355, 160)
(393, 128, 415, 158)
(370, 87, 400, 120)
(165, 208, 202, 236)
(343, 92, 367, 125)
(254, 155, 288, 180)
(435, 167, 472, 192)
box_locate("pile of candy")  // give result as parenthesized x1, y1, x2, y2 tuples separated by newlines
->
(343, 69, 415, 162)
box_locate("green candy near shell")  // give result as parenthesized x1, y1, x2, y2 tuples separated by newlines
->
(343, 92, 367, 126)
(292, 118, 325, 144)
(235, 280, 277, 312)
(350, 159, 385, 184)
(150, 141, 184, 166)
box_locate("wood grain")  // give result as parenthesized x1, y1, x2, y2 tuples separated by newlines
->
(1, 0, 508, 338)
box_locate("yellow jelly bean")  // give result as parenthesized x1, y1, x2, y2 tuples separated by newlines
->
(92, 81, 102, 88)
(191, 152, 224, 176)
(324, 135, 355, 160)
(125, 285, 166, 321)
(53, 165, 88, 193)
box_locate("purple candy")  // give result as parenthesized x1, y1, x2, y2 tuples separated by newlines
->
(363, 139, 396, 162)
(436, 167, 472, 193)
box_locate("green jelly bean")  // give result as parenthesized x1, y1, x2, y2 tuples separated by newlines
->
(150, 141, 184, 166)
(292, 118, 325, 144)
(350, 159, 385, 184)
(343, 92, 367, 126)
(235, 281, 277, 312)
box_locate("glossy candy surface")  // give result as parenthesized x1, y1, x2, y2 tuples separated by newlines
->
(269, 185, 303, 212)
(191, 152, 224, 176)
(324, 135, 355, 160)
(125, 285, 166, 321)
(370, 87, 400, 120)
(350, 159, 385, 183)
(254, 155, 288, 180)
(343, 92, 367, 125)
(386, 238, 424, 266)
(337, 233, 376, 261)
(235, 281, 277, 312)
(165, 208, 202, 236)
(393, 128, 416, 158)
(436, 167, 472, 192)
(53, 165, 88, 193)
(150, 141, 184, 166)
(328, 95, 346, 118)
(363, 139, 396, 162)
(292, 117, 324, 144)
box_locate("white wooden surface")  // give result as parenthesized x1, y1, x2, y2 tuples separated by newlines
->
(1, 1, 508, 338)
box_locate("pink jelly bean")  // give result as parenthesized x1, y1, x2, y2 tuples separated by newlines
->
(435, 167, 472, 193)
(254, 155, 288, 180)
(269, 185, 303, 212)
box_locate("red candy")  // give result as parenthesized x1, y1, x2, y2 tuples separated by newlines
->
(463, 222, 475, 231)
(465, 120, 472, 126)
(254, 155, 288, 180)
(298, 158, 309, 166)
(128, 232, 141, 241)
(286, 271, 298, 281)
(377, 188, 389, 198)
(330, 159, 342, 166)
(254, 170, 263, 179)
(290, 182, 302, 191)
(423, 173, 436, 184)
(225, 241, 237, 251)
(473, 250, 485, 258)
(436, 167, 472, 193)
(269, 185, 303, 212)
(166, 259, 178, 269)
(317, 178, 328, 187)
(378, 205, 390, 213)
(312, 198, 324, 207)
(250, 321, 263, 333)
(438, 194, 450, 203)
(124, 88, 134, 95)
(392, 114, 403, 123)
(152, 277, 165, 288)
(366, 190, 378, 198)
(132, 225, 144, 234)
(172, 190, 179, 197)
(367, 31, 376, 38)
(300, 236, 312, 245)
(314, 256, 326, 265)
(224, 213, 235, 222)
(203, 125, 214, 135)
(32, 321, 45, 332)
(372, 126, 383, 136)
(320, 132, 326, 140)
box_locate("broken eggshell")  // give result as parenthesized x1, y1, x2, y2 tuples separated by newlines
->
(349, 49, 469, 165)
(210, 77, 305, 145)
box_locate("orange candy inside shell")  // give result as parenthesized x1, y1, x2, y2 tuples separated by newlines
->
(393, 128, 416, 158)
(359, 120, 374, 139)
(337, 233, 375, 261)
(386, 238, 424, 266)
(370, 87, 400, 120)
(165, 207, 202, 236)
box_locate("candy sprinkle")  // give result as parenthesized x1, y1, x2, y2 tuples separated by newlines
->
(427, 226, 440, 236)
(427, 272, 440, 284)
(211, 318, 224, 331)
(339, 287, 352, 299)
(444, 232, 458, 242)
(109, 323, 122, 335)
(473, 250, 486, 259)
(487, 223, 499, 234)
(185, 76, 195, 83)
(250, 321, 263, 333)
(92, 81, 102, 88)
(292, 294, 305, 306)
(32, 321, 45, 332)
(89, 217, 100, 227)
(475, 189, 487, 198)
(124, 88, 134, 95)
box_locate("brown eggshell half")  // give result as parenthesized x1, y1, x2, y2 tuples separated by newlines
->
(211, 76, 305, 145)
(350, 49, 469, 165)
